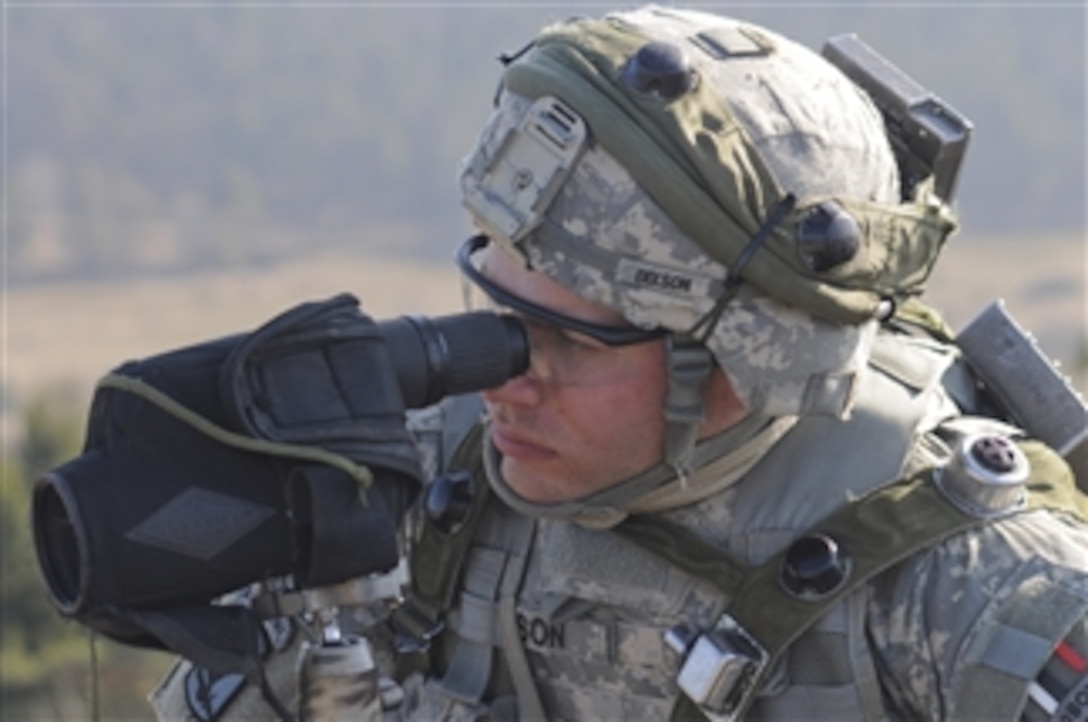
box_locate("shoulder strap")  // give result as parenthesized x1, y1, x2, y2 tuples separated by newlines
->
(616, 438, 1086, 721)
(391, 420, 549, 719)
(391, 420, 491, 675)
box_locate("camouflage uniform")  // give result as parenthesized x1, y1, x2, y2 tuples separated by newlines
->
(152, 5, 1088, 721)
(375, 336, 1087, 722)
(151, 331, 1088, 721)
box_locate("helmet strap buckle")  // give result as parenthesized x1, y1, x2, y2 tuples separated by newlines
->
(663, 335, 715, 479)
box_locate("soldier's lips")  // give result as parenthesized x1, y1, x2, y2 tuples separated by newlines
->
(490, 426, 556, 461)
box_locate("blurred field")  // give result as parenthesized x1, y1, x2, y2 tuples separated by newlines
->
(4, 253, 464, 417)
(926, 231, 1085, 391)
(4, 232, 1085, 422)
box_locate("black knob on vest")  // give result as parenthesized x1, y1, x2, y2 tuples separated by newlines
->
(622, 41, 696, 100)
(424, 470, 474, 534)
(781, 534, 849, 598)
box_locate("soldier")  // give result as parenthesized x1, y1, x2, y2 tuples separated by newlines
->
(152, 5, 1088, 721)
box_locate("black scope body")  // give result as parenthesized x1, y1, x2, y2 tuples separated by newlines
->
(31, 299, 528, 653)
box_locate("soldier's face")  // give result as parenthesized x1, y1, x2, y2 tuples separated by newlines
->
(479, 246, 671, 504)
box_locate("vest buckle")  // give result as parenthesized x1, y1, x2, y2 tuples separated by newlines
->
(392, 598, 446, 654)
(668, 614, 768, 721)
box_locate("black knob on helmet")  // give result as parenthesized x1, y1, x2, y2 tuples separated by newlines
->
(623, 41, 697, 101)
(796, 202, 861, 273)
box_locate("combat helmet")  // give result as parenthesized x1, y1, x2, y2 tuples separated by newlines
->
(458, 5, 959, 473)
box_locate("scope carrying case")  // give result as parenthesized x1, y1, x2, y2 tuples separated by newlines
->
(32, 294, 423, 672)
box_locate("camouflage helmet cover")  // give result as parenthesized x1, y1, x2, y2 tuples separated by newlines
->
(458, 5, 958, 417)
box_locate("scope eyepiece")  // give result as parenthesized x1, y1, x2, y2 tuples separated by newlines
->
(379, 311, 529, 409)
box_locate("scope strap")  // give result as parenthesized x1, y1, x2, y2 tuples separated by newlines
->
(96, 373, 375, 489)
(614, 439, 1086, 721)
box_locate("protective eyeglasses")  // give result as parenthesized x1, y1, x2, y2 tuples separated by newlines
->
(456, 235, 667, 385)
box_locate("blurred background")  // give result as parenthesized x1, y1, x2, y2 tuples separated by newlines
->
(3, 2, 1085, 719)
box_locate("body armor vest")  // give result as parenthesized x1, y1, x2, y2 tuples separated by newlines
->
(394, 330, 1085, 721)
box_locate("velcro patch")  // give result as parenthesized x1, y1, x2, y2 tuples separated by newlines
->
(1027, 638, 1088, 721)
(125, 488, 274, 560)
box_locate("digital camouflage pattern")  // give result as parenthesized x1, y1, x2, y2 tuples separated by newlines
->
(464, 91, 877, 418)
(460, 6, 958, 324)
(869, 510, 1088, 720)
(573, 6, 901, 204)
(375, 331, 1088, 721)
(458, 3, 915, 419)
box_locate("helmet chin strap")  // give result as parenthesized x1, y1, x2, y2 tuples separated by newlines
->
(660, 192, 796, 472)
(482, 407, 787, 530)
(662, 334, 715, 482)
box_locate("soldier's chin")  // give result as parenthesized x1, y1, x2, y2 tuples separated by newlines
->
(500, 458, 572, 505)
